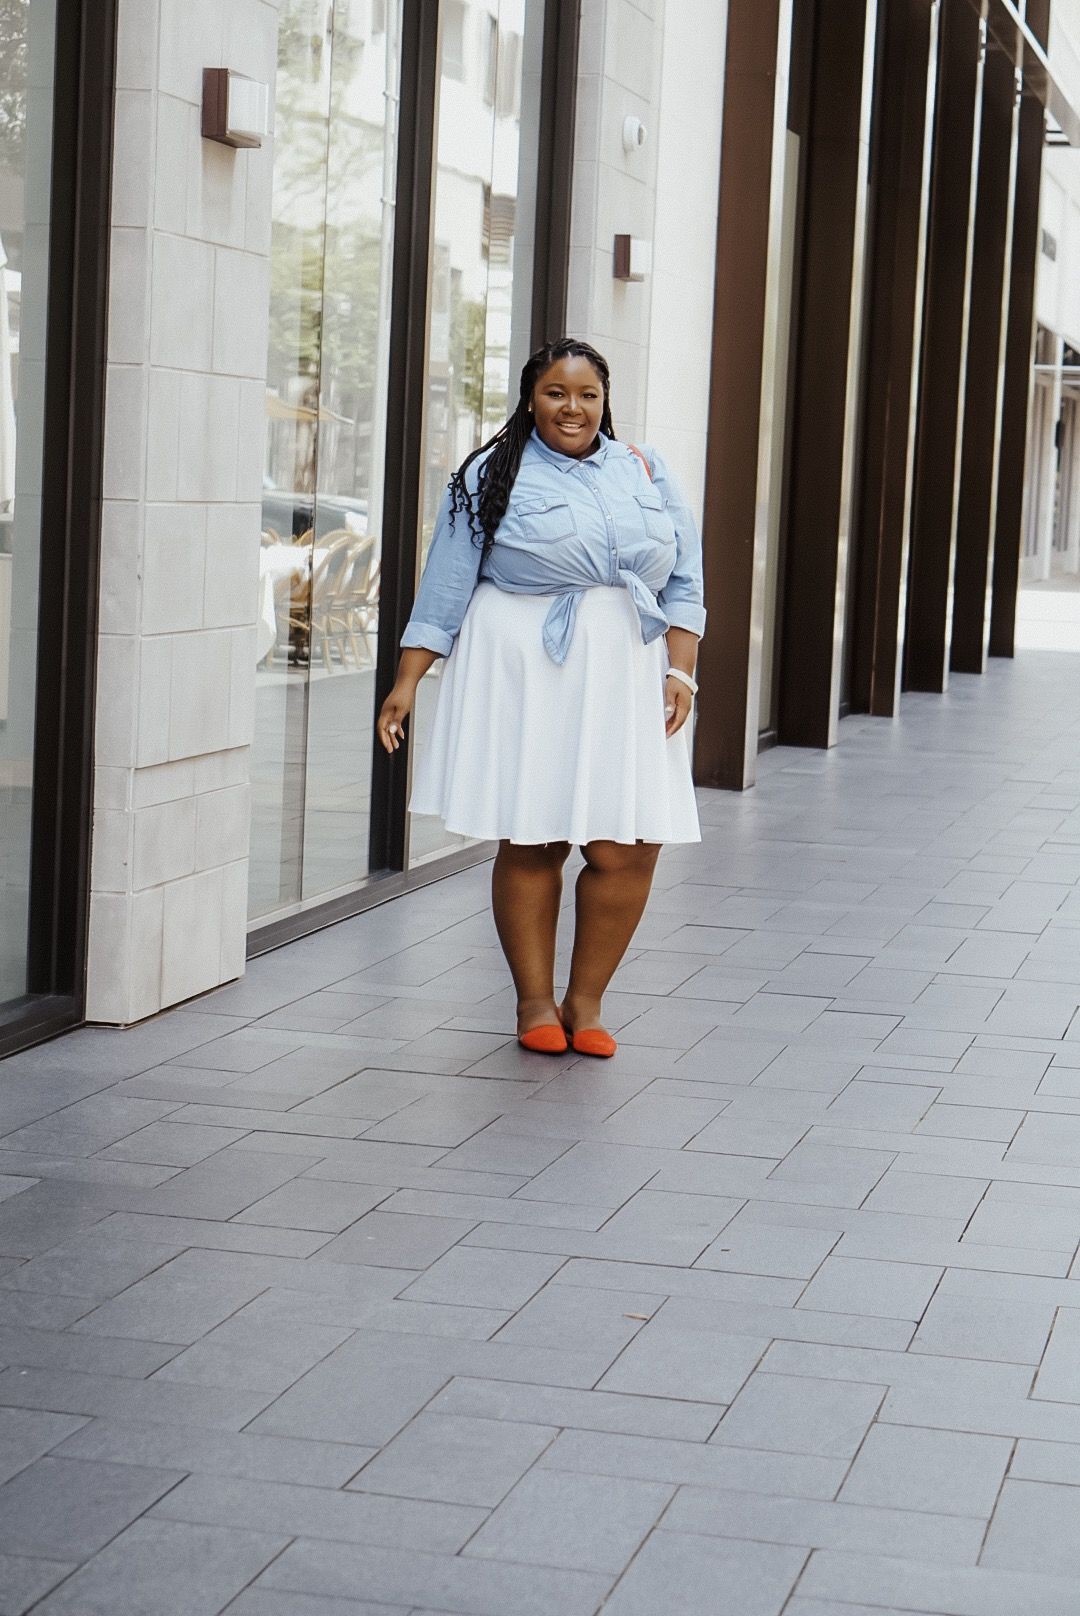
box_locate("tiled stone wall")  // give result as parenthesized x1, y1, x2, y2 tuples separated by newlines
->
(88, 0, 277, 1022)
(567, 0, 727, 521)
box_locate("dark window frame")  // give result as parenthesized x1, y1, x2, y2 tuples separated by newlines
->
(0, 0, 116, 1060)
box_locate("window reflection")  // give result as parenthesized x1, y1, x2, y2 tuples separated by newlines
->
(0, 2, 55, 1004)
(409, 0, 545, 866)
(250, 0, 400, 920)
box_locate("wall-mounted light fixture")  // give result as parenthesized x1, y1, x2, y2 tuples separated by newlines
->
(202, 69, 270, 149)
(614, 235, 652, 282)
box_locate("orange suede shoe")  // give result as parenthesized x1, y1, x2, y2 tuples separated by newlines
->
(517, 1024, 569, 1055)
(570, 1028, 618, 1059)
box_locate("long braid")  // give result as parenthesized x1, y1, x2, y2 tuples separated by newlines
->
(448, 339, 616, 556)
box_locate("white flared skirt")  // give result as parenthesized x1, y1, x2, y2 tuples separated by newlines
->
(409, 583, 701, 845)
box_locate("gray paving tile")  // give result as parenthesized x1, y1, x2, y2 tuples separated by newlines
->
(0, 1553, 74, 1615)
(798, 1547, 1080, 1615)
(490, 1283, 658, 1354)
(0, 1409, 88, 1488)
(350, 1409, 556, 1506)
(314, 1211, 477, 1269)
(30, 1517, 286, 1615)
(52, 1416, 373, 1487)
(838, 1424, 1012, 1516)
(465, 1467, 672, 1572)
(913, 1290, 1055, 1364)
(68, 1251, 272, 1344)
(711, 1371, 883, 1457)
(427, 1376, 721, 1439)
(132, 1149, 321, 1219)
(229, 1596, 410, 1616)
(797, 1253, 941, 1321)
(152, 1471, 486, 1552)
(402, 1246, 565, 1309)
(695, 1217, 840, 1279)
(234, 1178, 394, 1231)
(597, 1317, 768, 1403)
(0, 1455, 181, 1559)
(601, 1530, 806, 1616)
(256, 1538, 612, 1616)
(664, 1486, 985, 1563)
(151, 1314, 352, 1394)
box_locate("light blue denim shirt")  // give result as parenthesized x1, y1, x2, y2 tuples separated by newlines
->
(401, 429, 707, 664)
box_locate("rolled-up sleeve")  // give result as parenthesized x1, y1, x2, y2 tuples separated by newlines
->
(400, 485, 485, 657)
(647, 446, 707, 640)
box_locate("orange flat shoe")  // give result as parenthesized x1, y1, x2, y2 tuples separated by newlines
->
(571, 1028, 618, 1059)
(517, 1024, 569, 1055)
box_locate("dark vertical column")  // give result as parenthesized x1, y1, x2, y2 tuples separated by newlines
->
(951, 44, 1021, 672)
(905, 0, 985, 690)
(849, 0, 939, 717)
(693, 0, 795, 790)
(990, 83, 1046, 655)
(775, 0, 878, 749)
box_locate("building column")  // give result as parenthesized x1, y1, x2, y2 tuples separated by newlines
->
(905, 0, 985, 691)
(774, 0, 878, 749)
(990, 82, 1047, 654)
(693, 0, 795, 789)
(86, 0, 274, 1022)
(950, 40, 1021, 672)
(849, 0, 940, 717)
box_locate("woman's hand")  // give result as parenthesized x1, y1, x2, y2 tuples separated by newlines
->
(376, 648, 440, 753)
(377, 681, 416, 753)
(664, 674, 694, 737)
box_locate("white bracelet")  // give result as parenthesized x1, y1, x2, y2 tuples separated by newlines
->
(666, 667, 698, 696)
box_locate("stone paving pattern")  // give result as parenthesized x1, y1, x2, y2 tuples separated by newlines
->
(2, 651, 1080, 1613)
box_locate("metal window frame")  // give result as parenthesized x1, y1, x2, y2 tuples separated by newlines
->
(247, 0, 579, 962)
(0, 0, 116, 1060)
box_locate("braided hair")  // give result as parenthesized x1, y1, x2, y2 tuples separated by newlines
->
(448, 338, 616, 554)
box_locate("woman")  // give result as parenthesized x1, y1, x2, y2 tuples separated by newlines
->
(376, 339, 705, 1058)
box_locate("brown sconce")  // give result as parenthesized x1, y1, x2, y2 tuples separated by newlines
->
(613, 235, 652, 282)
(202, 69, 270, 150)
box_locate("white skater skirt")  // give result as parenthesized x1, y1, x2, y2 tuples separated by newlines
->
(409, 583, 701, 846)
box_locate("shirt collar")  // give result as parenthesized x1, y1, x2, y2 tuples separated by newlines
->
(528, 425, 613, 472)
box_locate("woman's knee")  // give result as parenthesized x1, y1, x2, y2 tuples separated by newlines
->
(581, 840, 661, 877)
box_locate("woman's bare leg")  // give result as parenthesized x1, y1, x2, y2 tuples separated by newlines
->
(491, 840, 572, 1035)
(561, 840, 662, 1034)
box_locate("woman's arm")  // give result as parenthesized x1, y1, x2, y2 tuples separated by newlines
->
(376, 481, 485, 753)
(664, 626, 700, 738)
(376, 648, 438, 754)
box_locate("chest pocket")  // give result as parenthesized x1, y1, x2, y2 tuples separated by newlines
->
(635, 489, 672, 544)
(510, 495, 577, 543)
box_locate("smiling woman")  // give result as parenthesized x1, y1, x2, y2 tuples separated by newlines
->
(376, 337, 706, 1059)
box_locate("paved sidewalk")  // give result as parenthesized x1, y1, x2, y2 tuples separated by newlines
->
(3, 647, 1080, 1614)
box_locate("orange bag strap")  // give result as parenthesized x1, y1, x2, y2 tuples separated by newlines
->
(628, 443, 654, 481)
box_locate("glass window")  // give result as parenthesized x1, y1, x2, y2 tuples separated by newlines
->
(0, 2, 56, 1006)
(408, 0, 545, 868)
(249, 0, 401, 922)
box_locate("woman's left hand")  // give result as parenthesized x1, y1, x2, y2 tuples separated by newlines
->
(664, 675, 694, 737)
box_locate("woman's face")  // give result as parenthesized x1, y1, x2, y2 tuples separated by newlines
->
(530, 356, 605, 458)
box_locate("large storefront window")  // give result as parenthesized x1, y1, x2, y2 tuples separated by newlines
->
(250, 1, 401, 921)
(250, 0, 554, 926)
(410, 0, 546, 865)
(0, 4, 56, 1006)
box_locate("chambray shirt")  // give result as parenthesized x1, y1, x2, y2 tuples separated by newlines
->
(401, 429, 707, 665)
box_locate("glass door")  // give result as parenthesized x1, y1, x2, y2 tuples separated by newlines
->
(250, 0, 402, 921)
(0, 2, 58, 1007)
(409, 0, 548, 865)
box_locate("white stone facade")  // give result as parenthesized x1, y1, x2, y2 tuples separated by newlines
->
(566, 0, 728, 521)
(88, 0, 276, 1022)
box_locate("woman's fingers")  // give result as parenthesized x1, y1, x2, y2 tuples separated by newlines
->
(664, 678, 692, 737)
(377, 700, 408, 753)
